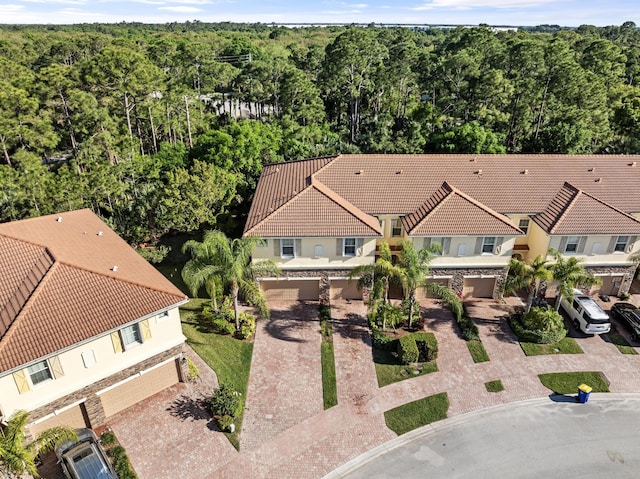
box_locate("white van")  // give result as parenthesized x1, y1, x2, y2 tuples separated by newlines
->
(560, 288, 611, 335)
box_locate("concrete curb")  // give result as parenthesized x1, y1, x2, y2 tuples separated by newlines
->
(323, 393, 640, 478)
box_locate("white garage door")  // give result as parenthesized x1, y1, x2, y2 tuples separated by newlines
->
(261, 280, 320, 301)
(100, 361, 180, 418)
(29, 404, 88, 436)
(463, 278, 496, 299)
(330, 279, 362, 301)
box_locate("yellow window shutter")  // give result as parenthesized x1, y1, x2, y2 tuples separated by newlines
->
(49, 355, 64, 379)
(111, 331, 123, 353)
(13, 369, 31, 394)
(140, 319, 152, 342)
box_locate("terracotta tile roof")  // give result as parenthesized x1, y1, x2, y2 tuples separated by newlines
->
(246, 154, 640, 237)
(245, 177, 381, 237)
(532, 182, 640, 235)
(403, 182, 524, 236)
(0, 209, 186, 372)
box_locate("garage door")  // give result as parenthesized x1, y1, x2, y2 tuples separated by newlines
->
(261, 280, 320, 301)
(592, 276, 623, 296)
(100, 361, 180, 418)
(463, 278, 496, 298)
(330, 279, 362, 301)
(416, 279, 450, 300)
(29, 404, 88, 436)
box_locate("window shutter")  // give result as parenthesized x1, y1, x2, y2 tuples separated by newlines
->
(577, 236, 587, 254)
(628, 236, 638, 253)
(295, 239, 302, 257)
(442, 238, 451, 255)
(111, 331, 123, 353)
(140, 319, 152, 342)
(559, 237, 568, 253)
(273, 239, 280, 257)
(423, 238, 431, 249)
(607, 236, 617, 253)
(495, 237, 504, 254)
(49, 355, 64, 379)
(357, 238, 364, 256)
(337, 239, 343, 256)
(474, 238, 483, 254)
(13, 370, 31, 394)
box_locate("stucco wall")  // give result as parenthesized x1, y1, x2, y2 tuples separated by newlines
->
(0, 306, 185, 419)
(547, 235, 639, 266)
(411, 236, 516, 268)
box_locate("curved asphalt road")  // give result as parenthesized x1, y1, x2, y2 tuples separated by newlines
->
(327, 395, 640, 479)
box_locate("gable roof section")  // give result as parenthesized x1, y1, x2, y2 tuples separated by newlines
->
(532, 182, 640, 235)
(402, 182, 523, 236)
(245, 177, 381, 237)
(0, 209, 186, 372)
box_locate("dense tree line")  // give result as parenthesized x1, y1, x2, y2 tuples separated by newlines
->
(0, 22, 639, 243)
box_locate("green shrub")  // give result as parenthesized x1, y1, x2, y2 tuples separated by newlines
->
(217, 414, 235, 431)
(412, 331, 438, 362)
(398, 335, 419, 364)
(186, 357, 200, 381)
(211, 384, 242, 418)
(100, 431, 116, 446)
(137, 245, 171, 264)
(211, 317, 236, 335)
(107, 445, 138, 479)
(319, 304, 331, 322)
(509, 307, 567, 344)
(371, 327, 399, 351)
(237, 312, 256, 339)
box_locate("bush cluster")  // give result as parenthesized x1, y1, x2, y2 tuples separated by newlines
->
(398, 335, 419, 364)
(371, 327, 399, 351)
(427, 284, 479, 340)
(508, 307, 567, 344)
(237, 312, 256, 339)
(397, 332, 439, 364)
(100, 431, 138, 479)
(186, 357, 200, 381)
(211, 384, 242, 431)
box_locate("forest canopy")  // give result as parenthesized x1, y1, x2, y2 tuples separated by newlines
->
(0, 22, 639, 243)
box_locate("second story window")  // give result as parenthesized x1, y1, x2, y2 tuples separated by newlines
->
(565, 236, 579, 254)
(482, 236, 496, 254)
(518, 218, 530, 234)
(615, 236, 628, 252)
(281, 238, 295, 258)
(430, 237, 443, 255)
(391, 219, 403, 237)
(27, 360, 52, 386)
(121, 324, 142, 350)
(343, 238, 357, 256)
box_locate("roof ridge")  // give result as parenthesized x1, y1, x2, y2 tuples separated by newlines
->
(406, 182, 454, 234)
(310, 154, 341, 177)
(577, 187, 640, 224)
(547, 182, 582, 234)
(310, 178, 382, 235)
(0, 232, 58, 261)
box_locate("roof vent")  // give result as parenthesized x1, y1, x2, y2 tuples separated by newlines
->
(630, 162, 637, 167)
(595, 177, 602, 183)
(112, 265, 118, 272)
(396, 170, 402, 175)
(56, 216, 62, 222)
(588, 167, 595, 172)
(97, 231, 103, 236)
(356, 169, 364, 175)
(521, 169, 529, 175)
(475, 169, 483, 175)
(470, 158, 477, 162)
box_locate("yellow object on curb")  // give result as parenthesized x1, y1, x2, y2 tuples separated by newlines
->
(578, 384, 592, 394)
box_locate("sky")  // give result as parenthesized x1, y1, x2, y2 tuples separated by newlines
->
(0, 0, 637, 27)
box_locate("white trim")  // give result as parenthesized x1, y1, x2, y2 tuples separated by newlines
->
(259, 277, 322, 281)
(463, 275, 499, 279)
(328, 276, 360, 281)
(426, 275, 454, 279)
(29, 398, 87, 427)
(96, 355, 180, 396)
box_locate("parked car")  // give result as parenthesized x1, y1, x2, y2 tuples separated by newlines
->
(560, 289, 611, 335)
(55, 428, 117, 479)
(611, 302, 640, 341)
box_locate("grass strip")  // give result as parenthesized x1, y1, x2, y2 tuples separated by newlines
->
(484, 380, 504, 393)
(538, 371, 610, 395)
(373, 349, 438, 388)
(605, 327, 638, 355)
(180, 300, 253, 450)
(467, 340, 490, 363)
(321, 341, 338, 409)
(384, 393, 449, 435)
(520, 337, 583, 356)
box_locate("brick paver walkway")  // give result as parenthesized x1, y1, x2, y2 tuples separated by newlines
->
(107, 295, 640, 479)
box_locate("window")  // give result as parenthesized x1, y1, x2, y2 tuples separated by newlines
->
(81, 350, 97, 368)
(457, 243, 466, 256)
(430, 237, 443, 255)
(482, 237, 496, 254)
(156, 310, 170, 323)
(343, 238, 357, 256)
(121, 324, 142, 350)
(591, 242, 601, 255)
(518, 218, 530, 234)
(27, 360, 52, 386)
(281, 239, 295, 258)
(378, 218, 385, 235)
(314, 245, 324, 258)
(565, 236, 579, 254)
(256, 239, 268, 247)
(391, 219, 402, 237)
(615, 236, 628, 252)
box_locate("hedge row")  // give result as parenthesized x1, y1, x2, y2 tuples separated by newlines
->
(508, 314, 567, 344)
(397, 332, 439, 364)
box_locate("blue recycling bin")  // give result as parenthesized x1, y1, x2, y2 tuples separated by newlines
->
(578, 383, 592, 403)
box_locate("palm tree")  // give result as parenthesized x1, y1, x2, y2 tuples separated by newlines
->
(397, 239, 441, 329)
(503, 255, 553, 313)
(548, 248, 601, 311)
(0, 410, 77, 478)
(182, 231, 280, 331)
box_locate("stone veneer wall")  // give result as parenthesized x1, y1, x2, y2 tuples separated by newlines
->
(27, 344, 185, 433)
(258, 269, 354, 303)
(586, 265, 636, 295)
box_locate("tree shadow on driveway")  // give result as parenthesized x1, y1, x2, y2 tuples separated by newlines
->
(167, 393, 212, 422)
(263, 301, 319, 342)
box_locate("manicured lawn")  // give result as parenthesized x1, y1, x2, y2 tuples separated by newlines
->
(321, 342, 338, 409)
(180, 300, 253, 450)
(467, 340, 490, 363)
(373, 348, 438, 388)
(520, 337, 583, 356)
(605, 326, 638, 355)
(384, 393, 449, 435)
(538, 371, 610, 395)
(485, 380, 505, 393)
